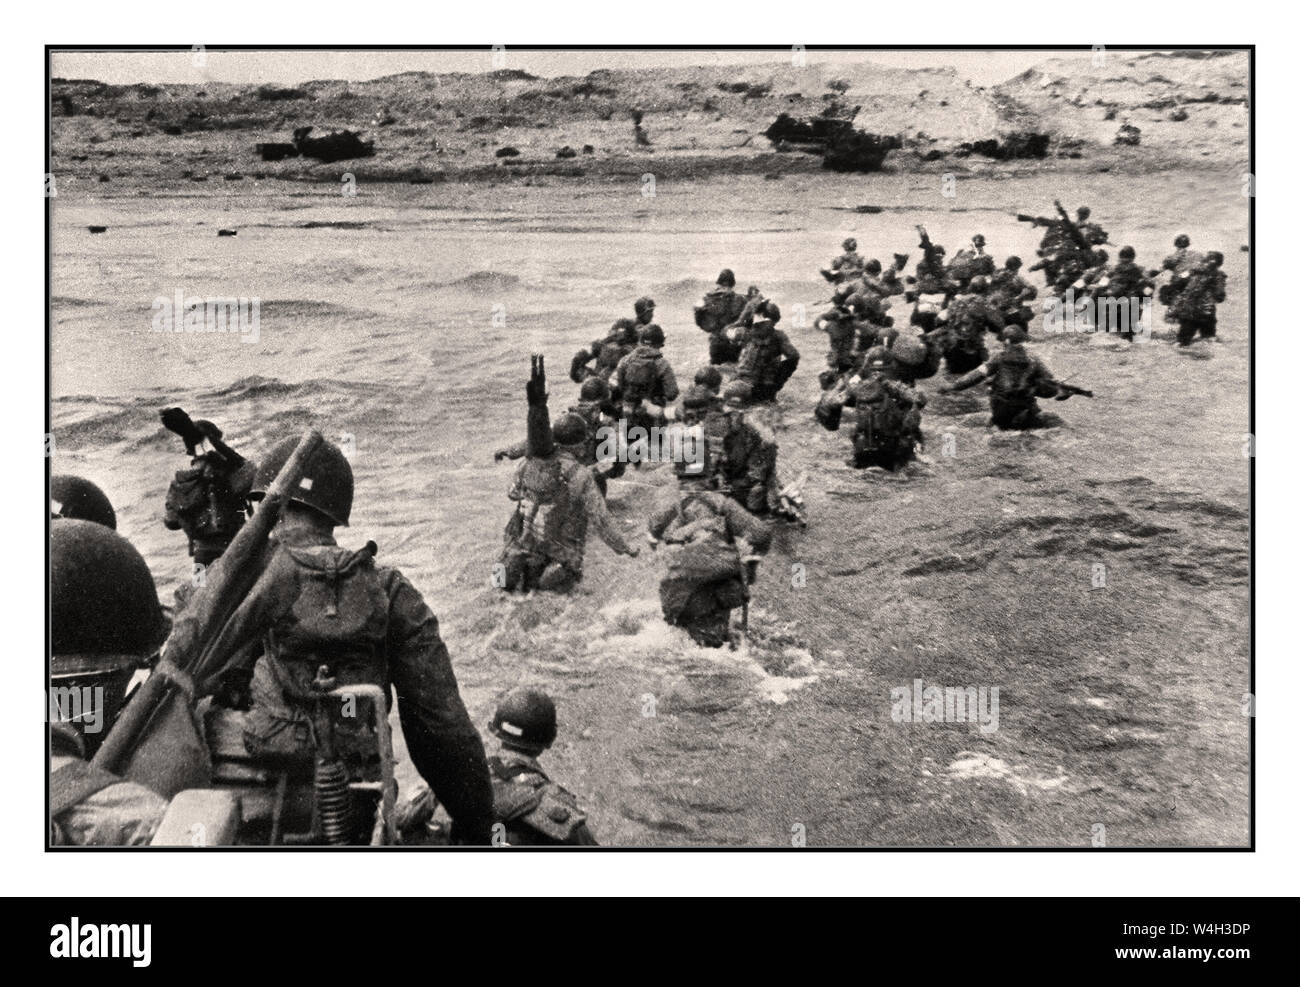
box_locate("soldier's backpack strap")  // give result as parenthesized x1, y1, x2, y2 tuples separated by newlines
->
(50, 760, 124, 818)
(520, 784, 589, 844)
(489, 757, 545, 822)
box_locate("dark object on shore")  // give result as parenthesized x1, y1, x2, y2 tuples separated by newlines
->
(291, 126, 374, 164)
(582, 144, 595, 155)
(256, 141, 298, 162)
(496, 146, 521, 158)
(98, 174, 111, 182)
(88, 226, 107, 234)
(763, 113, 900, 173)
(217, 229, 237, 237)
(854, 205, 884, 214)
(954, 132, 1050, 160)
(223, 173, 243, 181)
(1115, 124, 1142, 147)
(556, 146, 577, 159)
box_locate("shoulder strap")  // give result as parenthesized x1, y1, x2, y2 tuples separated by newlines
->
(50, 759, 124, 818)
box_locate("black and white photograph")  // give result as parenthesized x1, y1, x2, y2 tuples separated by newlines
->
(43, 42, 1255, 855)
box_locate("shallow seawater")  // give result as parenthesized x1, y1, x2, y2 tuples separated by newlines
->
(50, 169, 1251, 846)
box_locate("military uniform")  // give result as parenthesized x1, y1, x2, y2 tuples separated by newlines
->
(488, 751, 597, 846)
(695, 286, 749, 364)
(736, 321, 800, 402)
(843, 374, 926, 471)
(648, 487, 771, 648)
(172, 525, 496, 844)
(164, 451, 253, 566)
(614, 344, 679, 427)
(1097, 260, 1154, 339)
(816, 305, 860, 373)
(570, 325, 637, 387)
(500, 448, 636, 591)
(824, 249, 865, 283)
(1167, 262, 1226, 344)
(947, 345, 1060, 430)
(50, 726, 167, 847)
(940, 294, 1002, 374)
(989, 270, 1038, 330)
(700, 408, 780, 515)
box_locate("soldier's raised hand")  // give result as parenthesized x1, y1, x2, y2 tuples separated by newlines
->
(526, 353, 548, 407)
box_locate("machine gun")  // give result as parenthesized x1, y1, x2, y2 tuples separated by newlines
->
(160, 407, 245, 466)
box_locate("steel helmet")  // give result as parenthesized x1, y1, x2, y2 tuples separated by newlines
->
(579, 376, 609, 402)
(50, 475, 117, 530)
(694, 365, 722, 391)
(1005, 256, 1023, 270)
(491, 688, 558, 753)
(52, 520, 168, 753)
(52, 520, 167, 661)
(639, 323, 665, 347)
(1003, 325, 1029, 344)
(890, 335, 927, 368)
(1174, 234, 1191, 248)
(552, 413, 589, 447)
(862, 345, 890, 372)
(865, 259, 882, 275)
(716, 269, 736, 288)
(1119, 246, 1136, 260)
(681, 384, 716, 411)
(250, 435, 354, 526)
(842, 238, 857, 251)
(633, 296, 656, 321)
(760, 301, 781, 324)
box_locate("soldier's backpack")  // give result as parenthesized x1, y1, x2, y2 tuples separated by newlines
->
(991, 350, 1038, 404)
(490, 757, 591, 845)
(815, 379, 848, 431)
(165, 461, 245, 539)
(619, 350, 661, 403)
(852, 380, 909, 456)
(504, 454, 570, 548)
(268, 541, 389, 695)
(737, 326, 781, 383)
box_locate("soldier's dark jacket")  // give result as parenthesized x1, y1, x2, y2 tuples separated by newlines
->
(700, 409, 779, 514)
(505, 448, 634, 574)
(737, 322, 800, 394)
(489, 751, 597, 846)
(615, 345, 679, 408)
(169, 525, 495, 843)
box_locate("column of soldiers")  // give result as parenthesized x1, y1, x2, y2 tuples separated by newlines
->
(47, 203, 1230, 847)
(809, 206, 1227, 468)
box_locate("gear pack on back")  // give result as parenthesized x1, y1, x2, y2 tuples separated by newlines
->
(268, 542, 389, 697)
(620, 349, 661, 404)
(165, 459, 244, 542)
(992, 349, 1038, 404)
(852, 379, 909, 456)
